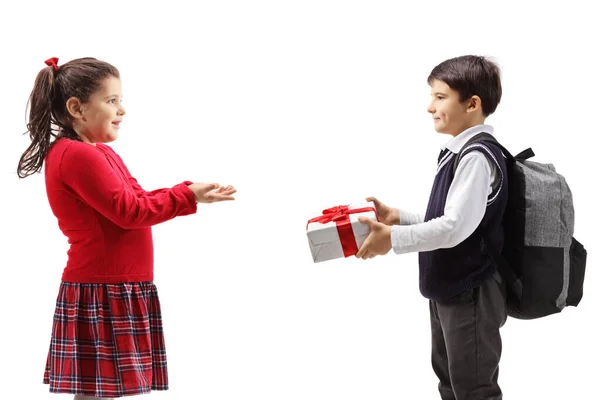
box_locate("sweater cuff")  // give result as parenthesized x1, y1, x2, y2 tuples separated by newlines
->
(177, 181, 198, 211)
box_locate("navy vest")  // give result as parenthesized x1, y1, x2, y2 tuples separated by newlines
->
(418, 141, 508, 301)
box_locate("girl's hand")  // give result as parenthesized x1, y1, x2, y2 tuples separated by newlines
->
(188, 183, 236, 203)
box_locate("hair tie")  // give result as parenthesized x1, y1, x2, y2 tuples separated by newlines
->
(45, 57, 59, 71)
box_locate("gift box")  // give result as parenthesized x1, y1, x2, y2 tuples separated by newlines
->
(306, 202, 379, 263)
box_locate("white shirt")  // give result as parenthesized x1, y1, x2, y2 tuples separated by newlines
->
(391, 124, 500, 254)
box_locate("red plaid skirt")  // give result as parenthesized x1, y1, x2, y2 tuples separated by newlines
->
(43, 282, 169, 397)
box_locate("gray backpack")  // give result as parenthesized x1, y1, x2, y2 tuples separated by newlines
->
(455, 133, 587, 320)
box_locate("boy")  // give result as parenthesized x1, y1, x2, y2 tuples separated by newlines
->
(356, 55, 508, 400)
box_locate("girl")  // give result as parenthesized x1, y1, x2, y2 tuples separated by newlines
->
(18, 57, 236, 399)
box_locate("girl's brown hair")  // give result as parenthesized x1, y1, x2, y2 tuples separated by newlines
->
(18, 57, 120, 178)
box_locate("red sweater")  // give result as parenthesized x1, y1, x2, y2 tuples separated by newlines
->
(44, 138, 197, 283)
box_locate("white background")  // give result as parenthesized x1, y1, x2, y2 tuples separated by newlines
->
(1, 0, 598, 399)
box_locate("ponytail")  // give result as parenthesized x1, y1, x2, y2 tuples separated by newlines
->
(17, 66, 57, 178)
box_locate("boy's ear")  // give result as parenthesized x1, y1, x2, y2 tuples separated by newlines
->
(466, 95, 482, 113)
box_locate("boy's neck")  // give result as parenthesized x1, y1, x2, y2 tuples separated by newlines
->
(450, 118, 486, 137)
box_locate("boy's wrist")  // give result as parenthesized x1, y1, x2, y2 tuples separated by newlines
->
(391, 208, 401, 225)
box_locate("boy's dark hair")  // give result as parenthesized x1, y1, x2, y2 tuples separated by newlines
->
(427, 55, 502, 117)
(18, 57, 120, 178)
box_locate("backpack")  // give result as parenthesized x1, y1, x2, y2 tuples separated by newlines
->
(454, 132, 587, 320)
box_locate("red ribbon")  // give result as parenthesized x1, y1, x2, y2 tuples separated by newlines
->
(45, 57, 59, 71)
(307, 205, 379, 258)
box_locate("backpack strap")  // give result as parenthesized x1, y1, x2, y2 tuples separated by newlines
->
(452, 132, 515, 176)
(514, 148, 535, 161)
(482, 232, 523, 300)
(452, 133, 536, 179)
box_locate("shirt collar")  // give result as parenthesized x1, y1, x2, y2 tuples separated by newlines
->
(442, 124, 494, 154)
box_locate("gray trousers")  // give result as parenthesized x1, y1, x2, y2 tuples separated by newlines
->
(429, 272, 507, 400)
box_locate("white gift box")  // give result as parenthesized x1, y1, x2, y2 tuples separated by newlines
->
(306, 201, 379, 263)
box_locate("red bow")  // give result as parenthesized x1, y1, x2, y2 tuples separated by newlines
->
(307, 205, 378, 257)
(45, 57, 59, 71)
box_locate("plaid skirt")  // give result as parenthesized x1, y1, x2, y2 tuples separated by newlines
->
(43, 282, 169, 397)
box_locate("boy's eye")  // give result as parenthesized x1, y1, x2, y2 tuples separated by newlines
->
(437, 96, 444, 100)
(108, 99, 116, 104)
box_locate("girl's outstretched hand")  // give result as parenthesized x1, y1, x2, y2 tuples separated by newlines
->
(188, 183, 236, 203)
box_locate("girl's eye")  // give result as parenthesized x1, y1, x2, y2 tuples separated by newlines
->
(437, 96, 444, 100)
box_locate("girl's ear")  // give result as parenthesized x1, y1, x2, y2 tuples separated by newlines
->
(66, 97, 86, 120)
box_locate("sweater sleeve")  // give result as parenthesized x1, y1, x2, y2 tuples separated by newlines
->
(59, 142, 197, 229)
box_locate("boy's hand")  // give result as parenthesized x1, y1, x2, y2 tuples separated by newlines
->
(366, 196, 400, 226)
(355, 217, 392, 259)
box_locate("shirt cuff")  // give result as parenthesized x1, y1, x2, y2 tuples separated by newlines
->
(391, 225, 411, 254)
